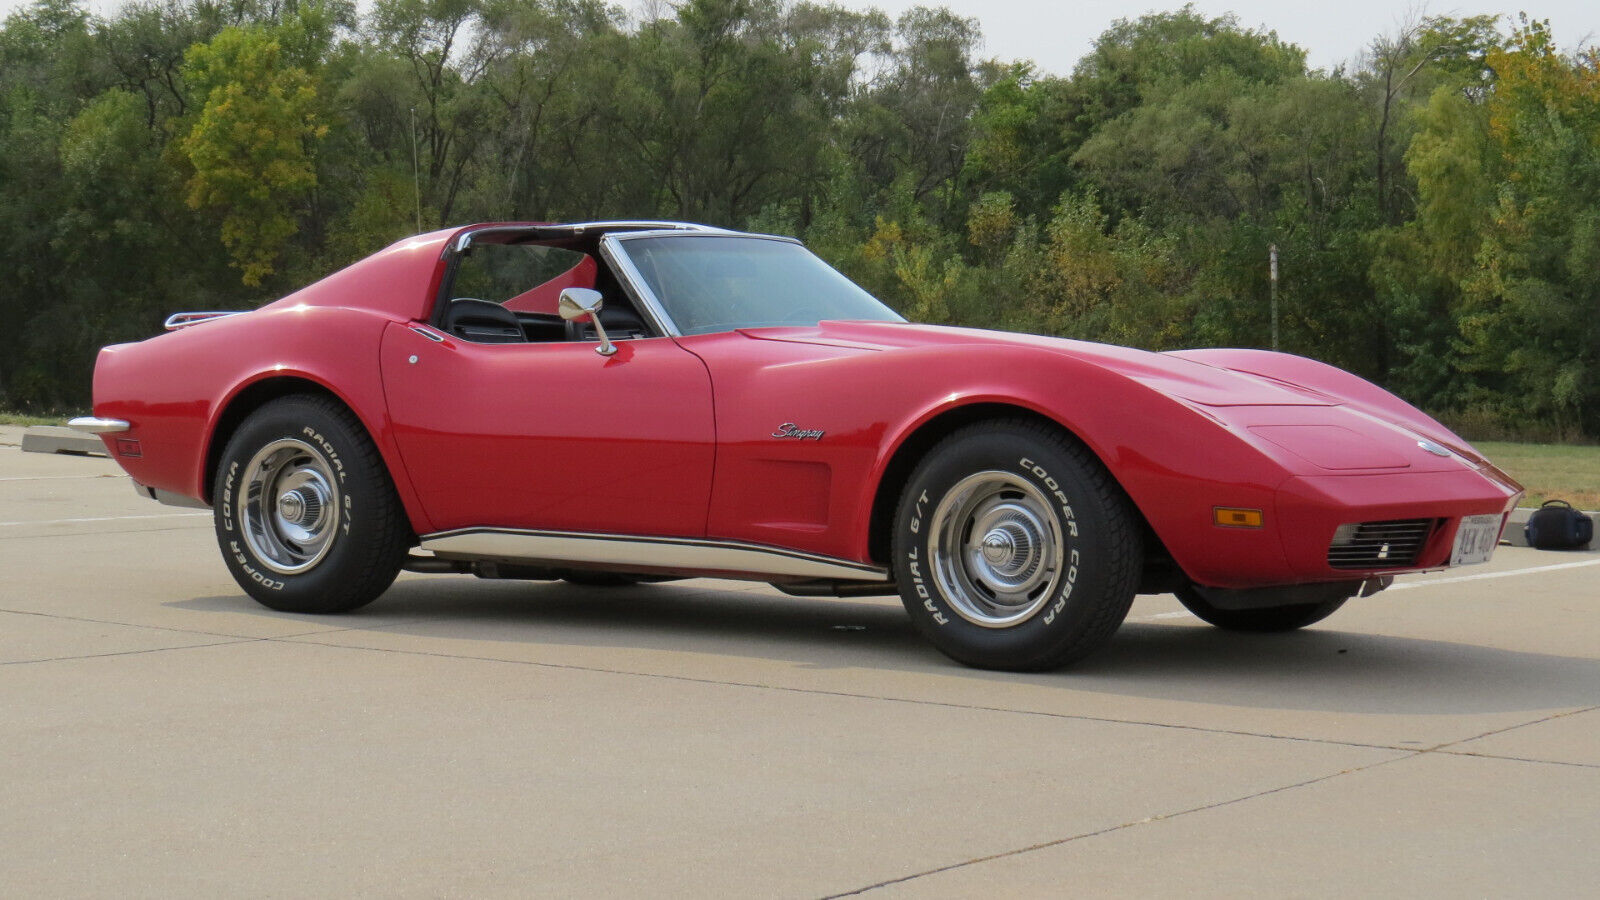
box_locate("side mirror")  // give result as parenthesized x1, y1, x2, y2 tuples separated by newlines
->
(558, 288, 616, 357)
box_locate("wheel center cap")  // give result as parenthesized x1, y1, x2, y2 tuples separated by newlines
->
(981, 530, 1015, 565)
(277, 487, 322, 526)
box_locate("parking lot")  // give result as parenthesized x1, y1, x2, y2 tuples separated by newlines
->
(3, 424, 1598, 896)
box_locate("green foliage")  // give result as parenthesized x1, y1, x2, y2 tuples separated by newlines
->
(180, 25, 326, 285)
(1027, 192, 1192, 348)
(1071, 5, 1306, 127)
(0, 0, 1597, 439)
(963, 66, 1080, 221)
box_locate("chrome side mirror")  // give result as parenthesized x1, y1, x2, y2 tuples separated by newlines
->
(558, 288, 616, 357)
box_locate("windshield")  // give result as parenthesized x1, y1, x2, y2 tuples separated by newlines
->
(615, 235, 904, 335)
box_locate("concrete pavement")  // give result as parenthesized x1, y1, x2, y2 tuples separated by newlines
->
(2, 432, 1597, 896)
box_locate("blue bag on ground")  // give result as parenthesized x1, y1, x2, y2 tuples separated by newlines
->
(1524, 500, 1593, 550)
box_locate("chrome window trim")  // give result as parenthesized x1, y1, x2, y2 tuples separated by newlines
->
(419, 527, 888, 583)
(441, 222, 735, 337)
(606, 230, 802, 246)
(450, 221, 731, 254)
(599, 233, 681, 337)
(600, 232, 807, 339)
(541, 220, 733, 236)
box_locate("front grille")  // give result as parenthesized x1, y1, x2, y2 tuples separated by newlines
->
(1327, 519, 1435, 569)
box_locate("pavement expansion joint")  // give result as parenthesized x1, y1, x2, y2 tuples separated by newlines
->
(1407, 704, 1600, 770)
(0, 605, 366, 642)
(0, 523, 213, 542)
(1421, 704, 1599, 752)
(265, 632, 1421, 755)
(823, 752, 1418, 897)
(1, 637, 266, 667)
(1431, 749, 1600, 770)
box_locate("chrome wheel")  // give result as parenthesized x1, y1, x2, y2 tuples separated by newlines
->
(928, 470, 1064, 628)
(240, 438, 341, 575)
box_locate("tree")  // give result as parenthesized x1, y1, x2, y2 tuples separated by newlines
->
(180, 25, 326, 285)
(1455, 18, 1600, 435)
(1361, 13, 1499, 225)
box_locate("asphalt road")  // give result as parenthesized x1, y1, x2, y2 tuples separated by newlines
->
(3, 425, 1598, 897)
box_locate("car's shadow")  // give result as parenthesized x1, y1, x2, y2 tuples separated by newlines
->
(172, 576, 1600, 717)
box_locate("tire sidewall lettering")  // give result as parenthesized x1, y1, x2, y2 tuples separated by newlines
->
(900, 447, 1089, 633)
(894, 424, 1139, 669)
(219, 415, 360, 593)
(301, 426, 348, 484)
(220, 461, 238, 531)
(1019, 457, 1078, 538)
(1016, 455, 1083, 628)
(294, 426, 356, 537)
(300, 428, 356, 534)
(227, 539, 285, 591)
(903, 545, 949, 625)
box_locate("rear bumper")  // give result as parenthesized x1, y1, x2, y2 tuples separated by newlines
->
(68, 417, 130, 435)
(132, 479, 211, 510)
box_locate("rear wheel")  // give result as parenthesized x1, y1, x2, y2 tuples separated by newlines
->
(213, 395, 410, 613)
(892, 420, 1142, 671)
(1174, 585, 1349, 632)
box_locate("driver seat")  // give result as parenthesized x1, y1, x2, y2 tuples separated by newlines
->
(443, 298, 524, 343)
(567, 302, 651, 343)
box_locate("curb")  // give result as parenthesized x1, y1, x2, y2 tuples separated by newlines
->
(20, 425, 108, 457)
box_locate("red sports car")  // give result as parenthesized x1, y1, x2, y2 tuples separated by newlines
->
(72, 221, 1523, 670)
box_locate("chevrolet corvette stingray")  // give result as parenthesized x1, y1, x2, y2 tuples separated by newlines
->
(72, 221, 1523, 670)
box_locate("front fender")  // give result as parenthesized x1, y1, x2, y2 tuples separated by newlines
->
(849, 344, 1299, 581)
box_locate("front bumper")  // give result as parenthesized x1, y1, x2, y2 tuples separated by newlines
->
(1185, 465, 1522, 590)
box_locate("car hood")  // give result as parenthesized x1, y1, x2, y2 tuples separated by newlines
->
(736, 320, 1505, 477)
(739, 321, 1335, 408)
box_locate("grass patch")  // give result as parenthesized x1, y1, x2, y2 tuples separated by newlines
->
(0, 411, 68, 426)
(1476, 441, 1600, 510)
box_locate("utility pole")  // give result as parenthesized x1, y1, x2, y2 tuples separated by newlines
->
(410, 107, 422, 232)
(1269, 243, 1279, 351)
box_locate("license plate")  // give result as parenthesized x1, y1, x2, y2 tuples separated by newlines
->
(1450, 514, 1501, 566)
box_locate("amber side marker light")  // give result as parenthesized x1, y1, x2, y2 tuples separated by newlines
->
(1214, 507, 1264, 528)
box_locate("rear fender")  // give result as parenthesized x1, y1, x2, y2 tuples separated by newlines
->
(204, 368, 433, 536)
(92, 305, 434, 536)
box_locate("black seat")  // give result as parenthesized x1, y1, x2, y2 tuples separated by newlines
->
(598, 304, 649, 338)
(443, 298, 524, 343)
(566, 300, 651, 343)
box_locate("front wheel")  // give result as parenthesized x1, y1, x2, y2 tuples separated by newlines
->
(892, 420, 1143, 671)
(1174, 585, 1349, 632)
(213, 395, 410, 613)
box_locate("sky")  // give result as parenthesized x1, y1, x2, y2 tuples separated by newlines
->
(3, 0, 1598, 75)
(847, 0, 1600, 74)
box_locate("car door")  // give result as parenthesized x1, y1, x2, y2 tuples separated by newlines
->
(378, 232, 716, 540)
(381, 323, 715, 537)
